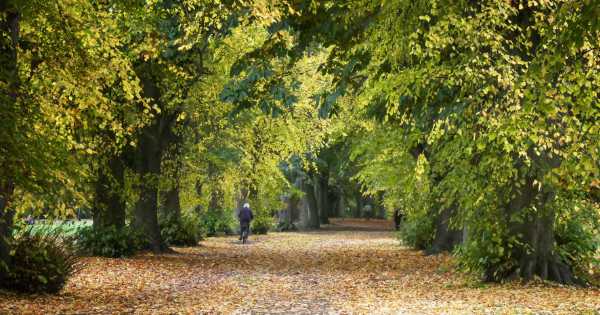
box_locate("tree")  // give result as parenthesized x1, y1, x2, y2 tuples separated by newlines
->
(111, 0, 250, 251)
(1, 0, 143, 277)
(240, 0, 599, 283)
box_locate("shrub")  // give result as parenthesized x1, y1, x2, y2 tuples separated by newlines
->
(554, 198, 600, 282)
(24, 220, 91, 238)
(159, 212, 203, 246)
(276, 220, 296, 232)
(398, 212, 434, 250)
(76, 225, 146, 258)
(4, 228, 79, 294)
(251, 215, 274, 235)
(200, 209, 235, 236)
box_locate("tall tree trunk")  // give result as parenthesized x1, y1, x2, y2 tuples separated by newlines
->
(131, 62, 178, 253)
(159, 154, 182, 221)
(131, 122, 164, 251)
(426, 204, 462, 255)
(133, 124, 167, 252)
(278, 193, 297, 231)
(316, 173, 330, 225)
(160, 184, 181, 219)
(159, 133, 184, 220)
(93, 155, 126, 230)
(486, 175, 576, 284)
(303, 178, 320, 229)
(0, 181, 15, 281)
(426, 163, 462, 254)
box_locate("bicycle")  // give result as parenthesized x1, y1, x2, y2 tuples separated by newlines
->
(240, 223, 250, 244)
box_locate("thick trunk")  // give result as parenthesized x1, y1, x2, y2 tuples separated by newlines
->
(160, 185, 181, 219)
(303, 179, 320, 229)
(513, 210, 574, 284)
(159, 135, 184, 220)
(486, 176, 576, 284)
(278, 194, 297, 231)
(134, 175, 163, 252)
(132, 62, 178, 253)
(0, 181, 15, 281)
(93, 155, 126, 230)
(297, 197, 310, 229)
(317, 174, 330, 225)
(426, 204, 463, 255)
(133, 124, 167, 253)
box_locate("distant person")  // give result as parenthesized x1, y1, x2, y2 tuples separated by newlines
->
(238, 202, 254, 242)
(25, 215, 34, 225)
(393, 209, 403, 230)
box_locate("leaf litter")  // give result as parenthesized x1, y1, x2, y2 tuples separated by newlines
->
(0, 219, 598, 314)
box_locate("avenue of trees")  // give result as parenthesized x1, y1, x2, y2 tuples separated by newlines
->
(0, 0, 598, 292)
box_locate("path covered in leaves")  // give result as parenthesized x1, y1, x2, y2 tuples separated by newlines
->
(1, 219, 599, 314)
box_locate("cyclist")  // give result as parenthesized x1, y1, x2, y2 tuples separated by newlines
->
(238, 202, 254, 243)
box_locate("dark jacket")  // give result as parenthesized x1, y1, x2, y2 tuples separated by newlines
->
(238, 206, 254, 223)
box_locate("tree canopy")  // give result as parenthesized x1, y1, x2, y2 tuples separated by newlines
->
(0, 0, 598, 290)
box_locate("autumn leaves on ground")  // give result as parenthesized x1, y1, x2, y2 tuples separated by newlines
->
(1, 219, 598, 314)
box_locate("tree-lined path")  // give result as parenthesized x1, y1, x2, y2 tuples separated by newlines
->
(1, 219, 598, 314)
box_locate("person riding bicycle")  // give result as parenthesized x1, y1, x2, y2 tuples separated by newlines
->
(238, 202, 254, 242)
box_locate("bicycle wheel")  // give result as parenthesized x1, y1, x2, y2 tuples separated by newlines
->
(242, 229, 248, 244)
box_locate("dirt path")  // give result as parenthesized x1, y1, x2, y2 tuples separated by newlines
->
(1, 219, 599, 314)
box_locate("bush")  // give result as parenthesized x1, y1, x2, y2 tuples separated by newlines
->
(23, 220, 91, 238)
(276, 220, 296, 232)
(3, 228, 79, 294)
(554, 199, 600, 282)
(398, 212, 434, 250)
(200, 209, 235, 236)
(76, 225, 146, 258)
(13, 220, 92, 238)
(455, 196, 600, 283)
(159, 212, 203, 246)
(251, 215, 274, 235)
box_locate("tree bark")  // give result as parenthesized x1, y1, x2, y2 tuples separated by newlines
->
(278, 193, 297, 231)
(303, 178, 320, 229)
(485, 175, 576, 284)
(0, 180, 15, 281)
(316, 173, 330, 224)
(160, 184, 181, 219)
(131, 61, 181, 252)
(426, 204, 463, 255)
(133, 123, 167, 252)
(159, 131, 184, 220)
(93, 155, 126, 230)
